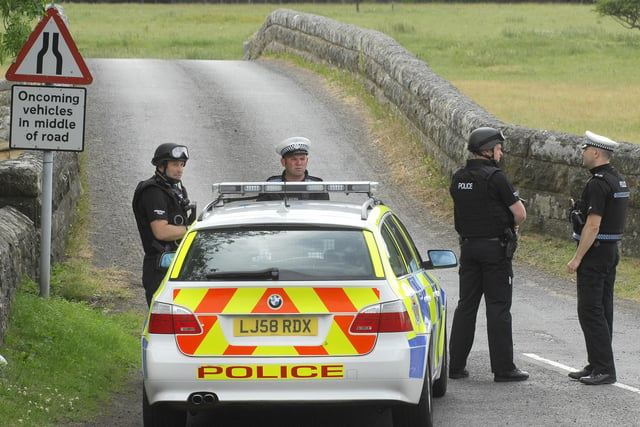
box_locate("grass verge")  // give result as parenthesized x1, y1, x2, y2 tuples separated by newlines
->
(0, 154, 145, 426)
(0, 280, 141, 426)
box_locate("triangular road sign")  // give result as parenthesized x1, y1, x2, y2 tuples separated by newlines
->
(5, 7, 92, 85)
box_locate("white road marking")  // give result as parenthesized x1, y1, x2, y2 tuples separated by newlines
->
(523, 353, 640, 394)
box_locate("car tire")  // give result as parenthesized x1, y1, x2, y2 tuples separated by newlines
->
(143, 384, 187, 427)
(432, 320, 448, 398)
(392, 358, 433, 427)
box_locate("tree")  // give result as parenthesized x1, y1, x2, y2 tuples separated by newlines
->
(0, 0, 46, 64)
(596, 0, 640, 30)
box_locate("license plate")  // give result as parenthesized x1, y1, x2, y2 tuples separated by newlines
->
(233, 317, 318, 337)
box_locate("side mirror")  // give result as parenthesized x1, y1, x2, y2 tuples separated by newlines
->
(158, 252, 176, 269)
(422, 250, 458, 270)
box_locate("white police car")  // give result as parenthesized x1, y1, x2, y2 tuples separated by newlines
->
(142, 182, 456, 427)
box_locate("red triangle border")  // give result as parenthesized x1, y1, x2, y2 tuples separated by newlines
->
(5, 8, 92, 85)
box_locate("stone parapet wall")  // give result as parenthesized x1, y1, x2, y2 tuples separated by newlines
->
(244, 8, 639, 255)
(0, 149, 80, 259)
(0, 206, 37, 345)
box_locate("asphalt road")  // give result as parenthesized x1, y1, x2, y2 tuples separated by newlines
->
(84, 58, 640, 427)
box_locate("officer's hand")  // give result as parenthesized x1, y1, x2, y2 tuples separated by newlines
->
(566, 258, 580, 274)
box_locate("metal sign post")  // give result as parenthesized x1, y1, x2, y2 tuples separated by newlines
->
(9, 84, 86, 297)
(40, 151, 53, 297)
(5, 6, 92, 297)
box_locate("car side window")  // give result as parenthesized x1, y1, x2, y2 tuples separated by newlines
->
(386, 215, 422, 273)
(380, 221, 410, 277)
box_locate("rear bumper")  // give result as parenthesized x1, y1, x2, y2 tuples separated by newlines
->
(143, 333, 430, 406)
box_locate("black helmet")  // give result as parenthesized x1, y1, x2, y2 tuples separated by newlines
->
(468, 127, 505, 153)
(151, 143, 189, 166)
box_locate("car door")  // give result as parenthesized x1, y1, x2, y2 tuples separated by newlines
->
(379, 213, 445, 376)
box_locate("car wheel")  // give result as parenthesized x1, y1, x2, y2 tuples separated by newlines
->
(432, 320, 448, 398)
(392, 359, 433, 427)
(143, 384, 187, 427)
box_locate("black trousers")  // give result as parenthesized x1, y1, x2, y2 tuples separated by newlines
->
(576, 242, 618, 377)
(449, 238, 516, 373)
(142, 254, 168, 307)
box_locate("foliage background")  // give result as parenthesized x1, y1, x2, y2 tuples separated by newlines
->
(0, 0, 45, 63)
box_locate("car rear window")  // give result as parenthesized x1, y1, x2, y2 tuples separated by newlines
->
(177, 227, 377, 281)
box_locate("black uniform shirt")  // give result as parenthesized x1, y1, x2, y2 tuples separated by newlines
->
(133, 177, 189, 255)
(581, 164, 629, 238)
(585, 165, 615, 217)
(258, 170, 329, 201)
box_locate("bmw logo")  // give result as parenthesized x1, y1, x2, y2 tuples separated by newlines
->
(267, 294, 283, 310)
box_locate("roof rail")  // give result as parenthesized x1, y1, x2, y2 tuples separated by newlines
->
(211, 181, 378, 198)
(200, 181, 381, 219)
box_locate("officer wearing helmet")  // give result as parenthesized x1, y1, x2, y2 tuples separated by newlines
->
(448, 127, 529, 382)
(132, 143, 195, 305)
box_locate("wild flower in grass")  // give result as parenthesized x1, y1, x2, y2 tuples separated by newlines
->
(71, 396, 80, 408)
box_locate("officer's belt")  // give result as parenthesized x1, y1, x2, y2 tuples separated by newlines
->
(572, 232, 622, 242)
(460, 236, 502, 242)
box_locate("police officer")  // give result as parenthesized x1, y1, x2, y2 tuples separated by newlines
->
(566, 131, 629, 386)
(259, 136, 329, 201)
(448, 127, 529, 382)
(132, 143, 195, 306)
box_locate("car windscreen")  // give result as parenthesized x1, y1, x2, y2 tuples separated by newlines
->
(177, 226, 377, 281)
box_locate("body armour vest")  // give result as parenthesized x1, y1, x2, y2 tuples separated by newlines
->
(451, 163, 513, 238)
(132, 175, 189, 254)
(576, 166, 629, 241)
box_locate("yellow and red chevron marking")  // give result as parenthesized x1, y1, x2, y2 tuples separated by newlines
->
(173, 287, 380, 357)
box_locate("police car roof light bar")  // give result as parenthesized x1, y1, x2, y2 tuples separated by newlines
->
(212, 181, 378, 197)
(200, 182, 382, 221)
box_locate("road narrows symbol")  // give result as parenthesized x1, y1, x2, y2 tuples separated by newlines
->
(5, 8, 92, 84)
(36, 32, 64, 75)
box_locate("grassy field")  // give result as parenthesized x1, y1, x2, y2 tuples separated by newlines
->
(0, 3, 638, 425)
(5, 3, 638, 139)
(54, 2, 640, 143)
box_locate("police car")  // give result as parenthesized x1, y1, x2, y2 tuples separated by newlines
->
(142, 182, 456, 427)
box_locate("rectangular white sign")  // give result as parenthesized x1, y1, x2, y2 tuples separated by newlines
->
(10, 84, 86, 152)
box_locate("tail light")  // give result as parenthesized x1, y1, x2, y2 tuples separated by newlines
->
(350, 300, 413, 334)
(148, 302, 202, 335)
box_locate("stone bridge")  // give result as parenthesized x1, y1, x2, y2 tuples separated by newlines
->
(1, 8, 638, 343)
